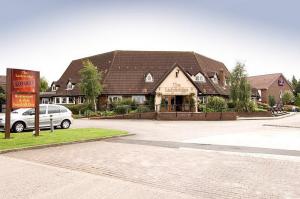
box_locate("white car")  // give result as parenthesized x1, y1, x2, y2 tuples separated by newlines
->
(0, 104, 73, 133)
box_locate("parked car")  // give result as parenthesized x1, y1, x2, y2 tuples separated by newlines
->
(0, 104, 73, 133)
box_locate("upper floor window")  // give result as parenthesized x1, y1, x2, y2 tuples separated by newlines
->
(145, 73, 153, 83)
(66, 81, 74, 90)
(51, 84, 57, 91)
(195, 73, 206, 83)
(211, 74, 219, 84)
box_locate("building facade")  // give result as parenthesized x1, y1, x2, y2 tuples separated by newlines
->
(248, 73, 293, 104)
(41, 50, 231, 112)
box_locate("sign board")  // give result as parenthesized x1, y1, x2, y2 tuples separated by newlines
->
(278, 77, 284, 86)
(5, 68, 40, 139)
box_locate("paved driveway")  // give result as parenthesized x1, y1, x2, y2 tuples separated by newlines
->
(1, 113, 300, 199)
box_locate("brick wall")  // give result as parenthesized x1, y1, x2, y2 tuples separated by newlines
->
(262, 75, 293, 104)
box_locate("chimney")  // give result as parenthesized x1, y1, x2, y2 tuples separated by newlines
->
(219, 69, 225, 87)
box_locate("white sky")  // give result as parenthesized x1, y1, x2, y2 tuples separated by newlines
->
(0, 0, 299, 83)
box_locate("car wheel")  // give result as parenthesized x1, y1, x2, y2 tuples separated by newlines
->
(61, 120, 71, 129)
(13, 122, 25, 133)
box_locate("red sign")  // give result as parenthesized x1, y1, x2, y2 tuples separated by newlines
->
(12, 69, 36, 93)
(12, 93, 36, 108)
(5, 68, 40, 138)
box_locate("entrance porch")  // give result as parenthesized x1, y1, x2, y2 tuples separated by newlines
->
(159, 95, 195, 112)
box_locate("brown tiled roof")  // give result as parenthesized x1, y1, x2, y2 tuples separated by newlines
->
(0, 75, 6, 91)
(247, 73, 284, 90)
(45, 50, 230, 97)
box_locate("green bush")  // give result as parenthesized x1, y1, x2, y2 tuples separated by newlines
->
(64, 103, 93, 115)
(100, 111, 116, 117)
(206, 96, 227, 112)
(268, 96, 276, 107)
(295, 93, 300, 107)
(114, 105, 131, 114)
(227, 101, 235, 109)
(111, 98, 138, 111)
(257, 102, 270, 110)
(247, 100, 257, 112)
(136, 105, 151, 113)
(282, 91, 294, 105)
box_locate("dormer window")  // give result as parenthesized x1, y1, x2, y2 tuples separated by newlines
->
(51, 84, 57, 91)
(211, 74, 219, 84)
(194, 73, 206, 83)
(66, 81, 74, 90)
(145, 73, 153, 83)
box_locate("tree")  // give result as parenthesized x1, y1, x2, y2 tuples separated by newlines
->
(0, 86, 5, 105)
(268, 96, 276, 107)
(291, 76, 300, 95)
(79, 59, 102, 111)
(282, 90, 294, 105)
(292, 76, 298, 90)
(295, 94, 300, 107)
(229, 62, 252, 112)
(40, 77, 49, 92)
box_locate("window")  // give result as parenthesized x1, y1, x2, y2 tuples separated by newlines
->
(41, 98, 49, 104)
(108, 95, 122, 103)
(195, 73, 206, 83)
(211, 74, 218, 84)
(52, 84, 57, 91)
(40, 106, 47, 114)
(78, 96, 84, 104)
(48, 106, 60, 114)
(55, 97, 60, 104)
(23, 109, 35, 116)
(66, 81, 74, 90)
(60, 107, 68, 113)
(62, 97, 67, 104)
(132, 96, 146, 104)
(69, 97, 74, 104)
(145, 73, 153, 83)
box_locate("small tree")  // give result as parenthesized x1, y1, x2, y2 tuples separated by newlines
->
(79, 59, 102, 111)
(40, 77, 49, 92)
(229, 62, 251, 112)
(282, 91, 294, 105)
(268, 95, 276, 107)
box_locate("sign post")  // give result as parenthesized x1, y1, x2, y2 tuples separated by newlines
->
(5, 68, 40, 139)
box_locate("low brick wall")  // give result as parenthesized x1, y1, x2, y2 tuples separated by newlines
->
(91, 112, 237, 121)
(237, 111, 273, 117)
(157, 112, 236, 121)
(90, 112, 157, 120)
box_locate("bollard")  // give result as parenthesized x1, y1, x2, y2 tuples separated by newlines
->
(50, 115, 54, 132)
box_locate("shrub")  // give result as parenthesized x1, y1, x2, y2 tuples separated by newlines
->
(114, 105, 131, 114)
(144, 96, 155, 110)
(282, 91, 294, 105)
(100, 111, 116, 117)
(268, 96, 276, 107)
(206, 96, 227, 112)
(64, 103, 93, 115)
(136, 105, 151, 113)
(257, 102, 270, 110)
(111, 98, 138, 111)
(295, 93, 300, 107)
(227, 101, 235, 109)
(247, 100, 257, 112)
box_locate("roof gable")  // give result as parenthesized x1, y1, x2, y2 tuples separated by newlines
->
(247, 73, 287, 90)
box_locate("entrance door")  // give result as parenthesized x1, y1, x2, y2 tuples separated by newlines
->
(175, 96, 183, 111)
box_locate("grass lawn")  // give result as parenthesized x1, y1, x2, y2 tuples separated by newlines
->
(0, 128, 128, 151)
